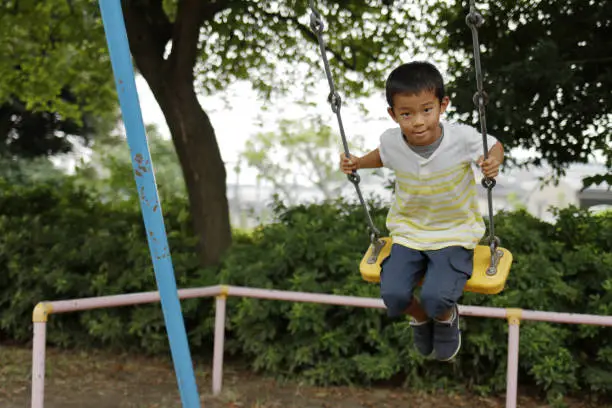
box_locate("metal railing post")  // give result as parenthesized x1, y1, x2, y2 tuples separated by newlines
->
(505, 308, 522, 408)
(212, 286, 229, 395)
(31, 303, 53, 408)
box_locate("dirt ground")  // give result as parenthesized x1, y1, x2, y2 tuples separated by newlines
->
(0, 344, 599, 408)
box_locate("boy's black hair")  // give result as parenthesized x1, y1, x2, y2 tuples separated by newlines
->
(385, 61, 445, 107)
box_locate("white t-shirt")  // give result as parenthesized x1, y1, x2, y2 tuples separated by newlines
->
(378, 121, 498, 251)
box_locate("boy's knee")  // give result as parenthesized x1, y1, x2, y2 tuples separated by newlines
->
(420, 288, 453, 319)
(381, 289, 412, 318)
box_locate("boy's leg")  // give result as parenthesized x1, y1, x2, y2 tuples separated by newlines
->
(380, 244, 432, 356)
(404, 297, 428, 322)
(420, 246, 472, 361)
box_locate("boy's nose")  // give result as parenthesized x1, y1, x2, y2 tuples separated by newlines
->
(413, 115, 425, 127)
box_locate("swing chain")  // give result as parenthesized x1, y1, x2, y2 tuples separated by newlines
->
(309, 4, 324, 36)
(309, 1, 380, 244)
(466, 0, 502, 274)
(328, 92, 342, 114)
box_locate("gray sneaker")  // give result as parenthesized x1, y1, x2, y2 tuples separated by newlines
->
(409, 319, 434, 357)
(433, 305, 461, 361)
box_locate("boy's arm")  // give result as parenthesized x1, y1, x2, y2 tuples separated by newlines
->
(478, 141, 504, 179)
(488, 142, 504, 164)
(355, 148, 383, 169)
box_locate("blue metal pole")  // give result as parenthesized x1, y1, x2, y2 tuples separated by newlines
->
(97, 1, 201, 407)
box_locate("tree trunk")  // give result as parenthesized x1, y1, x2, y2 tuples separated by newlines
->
(122, 0, 232, 267)
(153, 79, 232, 267)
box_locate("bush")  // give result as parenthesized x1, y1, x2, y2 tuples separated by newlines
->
(1, 179, 612, 404)
(220, 199, 612, 403)
(0, 178, 218, 353)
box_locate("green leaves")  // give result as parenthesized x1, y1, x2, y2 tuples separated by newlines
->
(196, 0, 421, 100)
(0, 177, 207, 351)
(0, 0, 114, 122)
(426, 0, 612, 185)
(0, 0, 116, 160)
(220, 201, 612, 401)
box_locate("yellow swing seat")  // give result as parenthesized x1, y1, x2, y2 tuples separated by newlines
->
(359, 237, 513, 295)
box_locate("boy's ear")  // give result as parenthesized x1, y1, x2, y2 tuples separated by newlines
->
(440, 96, 450, 114)
(387, 107, 398, 122)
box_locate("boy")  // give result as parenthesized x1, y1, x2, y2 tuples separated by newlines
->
(340, 61, 504, 361)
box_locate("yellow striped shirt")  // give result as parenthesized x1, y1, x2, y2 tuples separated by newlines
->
(379, 121, 499, 251)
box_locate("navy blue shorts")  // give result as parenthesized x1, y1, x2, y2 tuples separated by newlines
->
(380, 244, 473, 318)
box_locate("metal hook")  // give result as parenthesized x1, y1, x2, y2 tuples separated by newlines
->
(486, 236, 502, 276)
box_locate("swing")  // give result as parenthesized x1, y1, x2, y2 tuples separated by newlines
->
(308, 0, 513, 295)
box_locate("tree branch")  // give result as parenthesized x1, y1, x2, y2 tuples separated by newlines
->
(168, 0, 227, 79)
(122, 0, 172, 82)
(253, 8, 363, 72)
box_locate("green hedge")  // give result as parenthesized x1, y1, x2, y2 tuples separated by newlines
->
(1, 178, 612, 404)
(220, 199, 612, 404)
(0, 178, 217, 353)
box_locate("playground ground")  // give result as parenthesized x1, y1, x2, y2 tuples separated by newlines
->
(0, 344, 600, 408)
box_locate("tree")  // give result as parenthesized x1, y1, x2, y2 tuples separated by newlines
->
(239, 117, 365, 205)
(0, 0, 117, 147)
(0, 0, 117, 188)
(426, 0, 612, 187)
(0, 1, 118, 187)
(118, 0, 422, 265)
(0, 96, 107, 159)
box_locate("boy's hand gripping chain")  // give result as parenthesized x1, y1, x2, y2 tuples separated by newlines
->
(309, 1, 384, 258)
(466, 0, 503, 275)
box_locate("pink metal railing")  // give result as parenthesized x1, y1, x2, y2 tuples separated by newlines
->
(29, 285, 612, 408)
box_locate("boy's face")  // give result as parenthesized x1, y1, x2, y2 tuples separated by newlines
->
(387, 91, 450, 146)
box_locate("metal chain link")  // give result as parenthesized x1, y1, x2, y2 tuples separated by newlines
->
(466, 0, 500, 255)
(308, 1, 380, 243)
